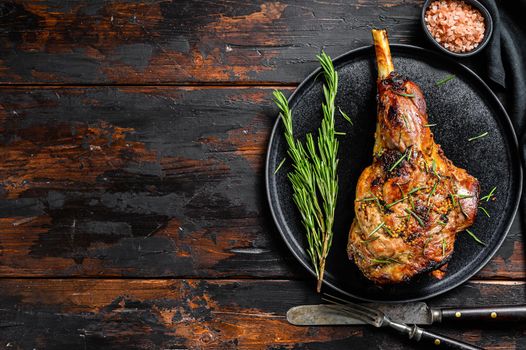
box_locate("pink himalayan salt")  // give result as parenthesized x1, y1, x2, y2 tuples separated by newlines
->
(425, 0, 485, 53)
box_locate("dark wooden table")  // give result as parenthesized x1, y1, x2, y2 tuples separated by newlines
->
(0, 1, 524, 349)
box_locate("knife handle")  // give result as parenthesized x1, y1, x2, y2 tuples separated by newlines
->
(410, 325, 483, 350)
(437, 305, 526, 323)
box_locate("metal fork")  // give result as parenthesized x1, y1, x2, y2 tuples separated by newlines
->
(323, 294, 483, 349)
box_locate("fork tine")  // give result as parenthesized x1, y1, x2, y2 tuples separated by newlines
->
(322, 300, 376, 325)
(322, 298, 373, 318)
(324, 293, 384, 317)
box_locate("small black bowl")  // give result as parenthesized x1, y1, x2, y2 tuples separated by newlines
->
(421, 0, 493, 57)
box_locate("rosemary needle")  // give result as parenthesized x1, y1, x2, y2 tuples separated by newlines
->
(338, 107, 353, 125)
(436, 74, 455, 87)
(468, 132, 488, 142)
(480, 186, 496, 202)
(371, 257, 401, 264)
(405, 208, 425, 227)
(368, 221, 385, 238)
(274, 157, 286, 175)
(385, 197, 406, 209)
(394, 91, 415, 98)
(478, 206, 490, 218)
(389, 149, 409, 172)
(465, 229, 486, 246)
(424, 123, 437, 127)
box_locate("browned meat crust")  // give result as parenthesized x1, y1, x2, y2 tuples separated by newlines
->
(347, 66, 480, 284)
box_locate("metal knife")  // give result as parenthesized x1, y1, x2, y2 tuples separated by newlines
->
(287, 303, 526, 325)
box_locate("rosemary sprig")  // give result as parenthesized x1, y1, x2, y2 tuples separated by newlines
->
(274, 157, 286, 175)
(478, 206, 490, 218)
(468, 132, 488, 142)
(405, 208, 425, 227)
(480, 186, 496, 202)
(272, 51, 340, 293)
(436, 74, 455, 86)
(465, 229, 486, 246)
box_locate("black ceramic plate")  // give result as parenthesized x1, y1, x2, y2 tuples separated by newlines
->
(265, 44, 522, 302)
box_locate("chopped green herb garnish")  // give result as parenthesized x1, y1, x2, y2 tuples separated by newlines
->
(478, 206, 490, 218)
(424, 123, 437, 127)
(358, 197, 378, 202)
(370, 257, 401, 264)
(427, 182, 438, 205)
(383, 225, 394, 237)
(409, 186, 427, 194)
(442, 238, 447, 256)
(437, 220, 447, 226)
(423, 235, 433, 252)
(394, 91, 415, 98)
(409, 195, 416, 210)
(359, 193, 384, 211)
(449, 193, 457, 207)
(407, 147, 413, 160)
(405, 208, 425, 227)
(385, 197, 406, 209)
(338, 107, 353, 125)
(454, 194, 474, 199)
(468, 132, 488, 142)
(480, 186, 496, 202)
(368, 221, 385, 238)
(389, 149, 409, 172)
(465, 229, 486, 246)
(274, 157, 286, 175)
(362, 235, 380, 243)
(436, 74, 455, 87)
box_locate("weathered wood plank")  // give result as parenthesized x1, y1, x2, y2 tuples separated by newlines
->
(0, 279, 524, 349)
(0, 86, 522, 279)
(0, 86, 299, 278)
(0, 0, 425, 84)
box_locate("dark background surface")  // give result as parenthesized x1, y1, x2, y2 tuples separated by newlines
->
(0, 0, 523, 349)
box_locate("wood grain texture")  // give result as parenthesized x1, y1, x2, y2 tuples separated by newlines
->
(0, 279, 524, 349)
(0, 0, 426, 84)
(0, 86, 521, 279)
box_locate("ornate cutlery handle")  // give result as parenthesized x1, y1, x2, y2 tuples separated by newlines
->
(436, 305, 526, 323)
(410, 325, 483, 350)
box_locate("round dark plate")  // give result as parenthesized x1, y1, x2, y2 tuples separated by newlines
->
(265, 44, 522, 302)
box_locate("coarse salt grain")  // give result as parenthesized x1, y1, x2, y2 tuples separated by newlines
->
(424, 0, 485, 53)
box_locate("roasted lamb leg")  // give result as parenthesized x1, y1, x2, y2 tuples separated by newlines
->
(347, 29, 480, 284)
